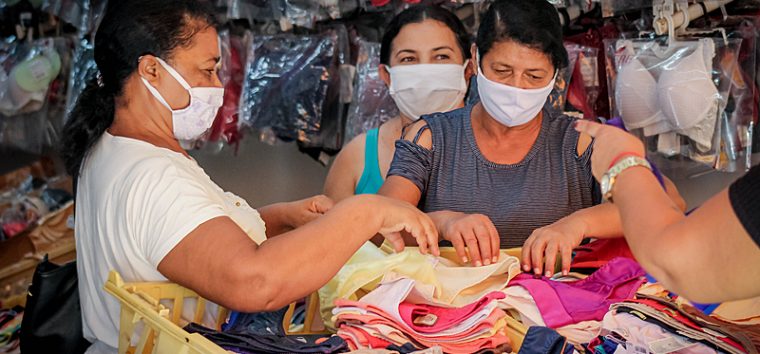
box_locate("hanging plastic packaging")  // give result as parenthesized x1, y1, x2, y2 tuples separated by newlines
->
(0, 38, 62, 117)
(606, 36, 747, 175)
(296, 24, 350, 157)
(545, 43, 582, 117)
(41, 0, 108, 35)
(566, 43, 600, 119)
(344, 38, 398, 143)
(205, 30, 248, 152)
(239, 32, 338, 145)
(63, 38, 97, 123)
(0, 38, 69, 154)
(225, 0, 276, 22)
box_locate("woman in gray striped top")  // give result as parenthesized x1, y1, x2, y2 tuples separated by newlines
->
(379, 0, 684, 277)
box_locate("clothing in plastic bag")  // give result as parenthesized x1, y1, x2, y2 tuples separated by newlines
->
(239, 31, 341, 149)
(63, 38, 97, 123)
(296, 24, 350, 158)
(544, 43, 582, 117)
(224, 0, 276, 22)
(41, 0, 108, 35)
(0, 38, 62, 117)
(565, 44, 599, 119)
(606, 36, 744, 173)
(709, 15, 759, 164)
(205, 30, 245, 151)
(344, 38, 398, 143)
(566, 25, 622, 119)
(0, 37, 69, 154)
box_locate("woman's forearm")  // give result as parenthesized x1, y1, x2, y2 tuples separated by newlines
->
(611, 168, 694, 290)
(563, 203, 623, 239)
(233, 195, 386, 311)
(258, 202, 294, 237)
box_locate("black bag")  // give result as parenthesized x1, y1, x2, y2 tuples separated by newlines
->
(20, 255, 90, 354)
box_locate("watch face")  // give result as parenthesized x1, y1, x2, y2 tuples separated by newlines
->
(601, 174, 610, 194)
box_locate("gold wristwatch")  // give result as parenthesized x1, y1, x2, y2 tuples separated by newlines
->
(601, 156, 652, 202)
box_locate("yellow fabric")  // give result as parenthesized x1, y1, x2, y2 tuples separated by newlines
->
(708, 297, 760, 325)
(319, 243, 521, 329)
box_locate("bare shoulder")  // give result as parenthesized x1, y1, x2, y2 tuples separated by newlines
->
(577, 132, 593, 156)
(401, 120, 433, 150)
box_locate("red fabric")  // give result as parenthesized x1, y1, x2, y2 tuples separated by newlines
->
(370, 0, 391, 7)
(209, 41, 244, 150)
(566, 53, 595, 119)
(571, 238, 635, 269)
(2, 221, 28, 238)
(565, 25, 621, 119)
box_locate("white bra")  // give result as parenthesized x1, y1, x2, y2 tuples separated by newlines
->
(615, 38, 719, 152)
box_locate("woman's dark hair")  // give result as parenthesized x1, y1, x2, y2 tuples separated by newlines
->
(60, 0, 217, 177)
(380, 5, 471, 66)
(476, 0, 568, 70)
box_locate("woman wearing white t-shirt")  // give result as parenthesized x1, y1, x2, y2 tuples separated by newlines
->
(60, 1, 438, 352)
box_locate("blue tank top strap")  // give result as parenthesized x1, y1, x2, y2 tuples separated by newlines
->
(355, 128, 385, 195)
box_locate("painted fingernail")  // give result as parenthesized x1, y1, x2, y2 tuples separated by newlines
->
(475, 261, 483, 267)
(523, 264, 531, 272)
(545, 271, 552, 277)
(492, 256, 498, 263)
(563, 270, 569, 276)
(533, 268, 540, 275)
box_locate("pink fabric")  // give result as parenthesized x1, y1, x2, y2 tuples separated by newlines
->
(334, 300, 510, 353)
(509, 257, 645, 328)
(335, 300, 504, 342)
(398, 292, 505, 333)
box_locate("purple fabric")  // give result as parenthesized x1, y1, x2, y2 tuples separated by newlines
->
(509, 257, 646, 328)
(605, 117, 665, 187)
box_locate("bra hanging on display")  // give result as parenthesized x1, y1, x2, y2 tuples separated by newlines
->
(615, 38, 720, 153)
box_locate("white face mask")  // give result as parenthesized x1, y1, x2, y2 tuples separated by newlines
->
(386, 61, 468, 121)
(141, 57, 224, 141)
(476, 53, 555, 127)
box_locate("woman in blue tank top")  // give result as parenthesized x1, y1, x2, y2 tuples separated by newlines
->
(324, 6, 473, 203)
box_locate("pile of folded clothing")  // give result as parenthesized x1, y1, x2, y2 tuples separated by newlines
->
(334, 277, 512, 354)
(590, 295, 759, 354)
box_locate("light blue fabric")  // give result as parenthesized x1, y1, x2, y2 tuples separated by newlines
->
(355, 128, 384, 194)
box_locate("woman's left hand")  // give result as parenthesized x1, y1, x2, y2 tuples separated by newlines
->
(521, 216, 587, 277)
(287, 195, 335, 228)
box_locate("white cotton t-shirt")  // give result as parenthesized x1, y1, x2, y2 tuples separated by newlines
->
(76, 132, 267, 353)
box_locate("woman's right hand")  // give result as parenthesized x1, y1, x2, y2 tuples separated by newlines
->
(438, 212, 500, 267)
(372, 195, 440, 256)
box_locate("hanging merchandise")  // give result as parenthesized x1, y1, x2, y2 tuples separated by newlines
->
(344, 38, 398, 143)
(239, 31, 338, 146)
(41, 0, 108, 36)
(270, 0, 344, 30)
(63, 38, 96, 122)
(224, 0, 276, 22)
(565, 44, 599, 119)
(0, 39, 61, 117)
(704, 15, 759, 157)
(0, 0, 43, 40)
(0, 37, 69, 154)
(296, 24, 351, 163)
(206, 30, 248, 152)
(565, 24, 622, 119)
(606, 34, 745, 175)
(600, 0, 651, 18)
(545, 43, 581, 117)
